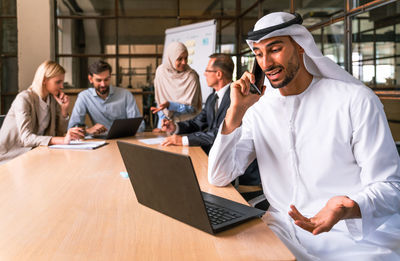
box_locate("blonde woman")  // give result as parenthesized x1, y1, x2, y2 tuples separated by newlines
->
(0, 60, 84, 164)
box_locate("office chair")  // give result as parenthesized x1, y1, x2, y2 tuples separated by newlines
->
(234, 159, 270, 211)
(0, 115, 5, 129)
(237, 185, 269, 210)
(396, 142, 400, 156)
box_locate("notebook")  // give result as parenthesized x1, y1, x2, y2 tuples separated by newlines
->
(49, 140, 107, 150)
(92, 117, 143, 139)
(117, 141, 265, 234)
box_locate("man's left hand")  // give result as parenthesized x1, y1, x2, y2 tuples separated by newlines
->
(288, 196, 361, 235)
(161, 134, 182, 146)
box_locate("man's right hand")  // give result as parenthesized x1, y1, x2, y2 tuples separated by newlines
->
(86, 123, 107, 135)
(161, 119, 176, 133)
(223, 71, 264, 134)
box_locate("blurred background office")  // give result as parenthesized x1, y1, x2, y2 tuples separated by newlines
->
(1, 0, 400, 149)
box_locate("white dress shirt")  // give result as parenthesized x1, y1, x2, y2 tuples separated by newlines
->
(37, 96, 51, 135)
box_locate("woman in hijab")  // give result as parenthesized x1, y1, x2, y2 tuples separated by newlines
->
(0, 60, 84, 164)
(151, 42, 202, 131)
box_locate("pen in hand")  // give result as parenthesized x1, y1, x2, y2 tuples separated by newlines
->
(163, 112, 172, 121)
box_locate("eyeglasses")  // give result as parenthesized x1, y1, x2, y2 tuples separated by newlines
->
(205, 69, 217, 73)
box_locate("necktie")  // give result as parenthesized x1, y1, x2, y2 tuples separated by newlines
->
(213, 93, 219, 118)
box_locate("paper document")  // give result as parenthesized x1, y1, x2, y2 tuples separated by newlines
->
(138, 137, 165, 145)
(49, 141, 107, 150)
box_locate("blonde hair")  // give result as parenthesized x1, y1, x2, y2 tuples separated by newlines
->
(30, 60, 65, 98)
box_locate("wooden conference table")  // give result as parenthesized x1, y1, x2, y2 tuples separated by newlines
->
(0, 133, 295, 261)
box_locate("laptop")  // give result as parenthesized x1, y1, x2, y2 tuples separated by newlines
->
(93, 117, 143, 139)
(117, 141, 265, 234)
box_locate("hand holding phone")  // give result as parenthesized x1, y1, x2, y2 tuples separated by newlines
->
(249, 61, 264, 95)
(73, 123, 86, 135)
(223, 69, 264, 134)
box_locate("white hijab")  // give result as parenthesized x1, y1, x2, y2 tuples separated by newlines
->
(154, 42, 202, 118)
(246, 12, 362, 85)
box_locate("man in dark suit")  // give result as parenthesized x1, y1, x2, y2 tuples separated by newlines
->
(161, 53, 261, 187)
(160, 53, 232, 153)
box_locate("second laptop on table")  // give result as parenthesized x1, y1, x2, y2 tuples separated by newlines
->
(90, 117, 143, 139)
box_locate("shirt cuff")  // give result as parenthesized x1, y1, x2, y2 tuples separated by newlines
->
(43, 136, 53, 146)
(182, 136, 189, 146)
(345, 193, 368, 240)
(345, 218, 363, 240)
(168, 101, 180, 112)
(173, 123, 179, 134)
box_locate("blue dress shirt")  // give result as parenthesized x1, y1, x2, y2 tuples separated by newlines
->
(68, 86, 145, 131)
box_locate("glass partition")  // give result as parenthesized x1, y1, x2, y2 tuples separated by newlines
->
(0, 0, 18, 114)
(56, 0, 114, 16)
(294, 0, 343, 27)
(52, 0, 400, 134)
(352, 3, 400, 89)
(351, 0, 376, 9)
(321, 21, 345, 67)
(0, 0, 16, 15)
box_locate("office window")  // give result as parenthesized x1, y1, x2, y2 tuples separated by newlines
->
(321, 21, 345, 67)
(294, 0, 344, 27)
(311, 28, 322, 50)
(352, 3, 400, 89)
(55, 0, 163, 89)
(53, 0, 400, 137)
(0, 0, 18, 114)
(56, 0, 257, 89)
(351, 0, 378, 8)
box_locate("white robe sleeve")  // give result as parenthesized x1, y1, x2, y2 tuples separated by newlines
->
(208, 117, 257, 186)
(346, 88, 400, 239)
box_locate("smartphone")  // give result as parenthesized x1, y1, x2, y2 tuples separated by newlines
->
(250, 60, 264, 95)
(73, 123, 86, 135)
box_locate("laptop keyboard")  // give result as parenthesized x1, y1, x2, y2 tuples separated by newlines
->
(205, 201, 243, 226)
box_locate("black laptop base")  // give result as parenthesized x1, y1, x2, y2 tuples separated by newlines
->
(202, 192, 265, 233)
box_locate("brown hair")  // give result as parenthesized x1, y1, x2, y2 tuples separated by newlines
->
(88, 60, 112, 76)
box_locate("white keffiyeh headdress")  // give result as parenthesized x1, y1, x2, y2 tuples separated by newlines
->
(246, 12, 361, 85)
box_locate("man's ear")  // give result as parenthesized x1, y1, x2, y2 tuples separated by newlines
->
(297, 44, 305, 54)
(290, 37, 305, 55)
(88, 75, 93, 83)
(216, 70, 223, 79)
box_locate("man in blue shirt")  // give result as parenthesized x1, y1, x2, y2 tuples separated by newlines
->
(68, 60, 144, 134)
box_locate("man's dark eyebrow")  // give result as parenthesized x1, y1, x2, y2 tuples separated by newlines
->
(266, 40, 283, 47)
(253, 40, 284, 51)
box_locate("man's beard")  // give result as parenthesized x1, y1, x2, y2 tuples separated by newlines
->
(95, 85, 109, 95)
(266, 57, 300, 89)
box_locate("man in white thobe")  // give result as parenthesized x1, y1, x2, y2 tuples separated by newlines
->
(208, 12, 400, 260)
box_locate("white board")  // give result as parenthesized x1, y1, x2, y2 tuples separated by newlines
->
(163, 20, 216, 103)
